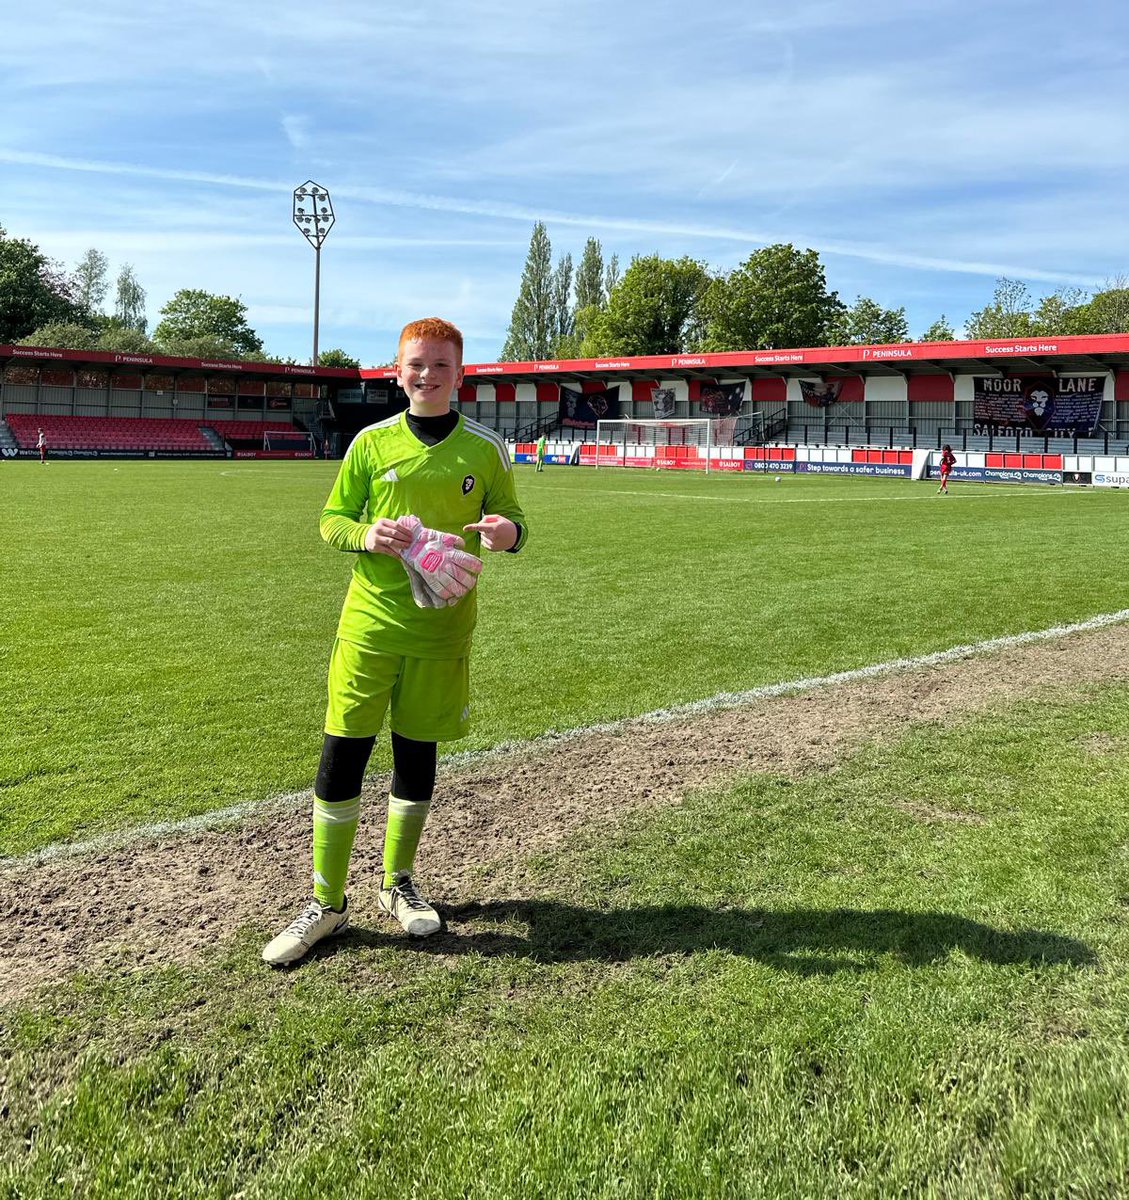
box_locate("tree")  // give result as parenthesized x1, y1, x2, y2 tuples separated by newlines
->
(317, 348, 360, 368)
(0, 228, 83, 342)
(828, 295, 910, 345)
(555, 302, 601, 360)
(500, 223, 555, 360)
(698, 244, 841, 351)
(920, 315, 956, 341)
(604, 254, 621, 298)
(550, 252, 574, 356)
(96, 321, 158, 354)
(154, 333, 249, 361)
(154, 288, 262, 357)
(17, 320, 100, 350)
(575, 238, 606, 311)
(1031, 286, 1088, 336)
(72, 248, 110, 315)
(1061, 280, 1129, 335)
(581, 255, 710, 356)
(964, 277, 1036, 339)
(114, 265, 147, 332)
(965, 277, 1129, 339)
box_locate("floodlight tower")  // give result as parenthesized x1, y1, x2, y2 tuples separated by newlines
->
(292, 181, 335, 365)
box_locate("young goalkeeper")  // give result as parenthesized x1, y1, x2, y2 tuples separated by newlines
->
(263, 317, 528, 967)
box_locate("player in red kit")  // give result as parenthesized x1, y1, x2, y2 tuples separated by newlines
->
(937, 444, 955, 494)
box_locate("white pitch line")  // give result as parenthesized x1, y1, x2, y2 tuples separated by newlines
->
(7, 607, 1129, 869)
(445, 606, 1129, 756)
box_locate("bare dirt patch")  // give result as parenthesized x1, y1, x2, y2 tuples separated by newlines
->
(887, 798, 987, 825)
(1076, 731, 1127, 757)
(2, 624, 1127, 1004)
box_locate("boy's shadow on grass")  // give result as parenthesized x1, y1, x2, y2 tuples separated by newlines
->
(336, 900, 1096, 975)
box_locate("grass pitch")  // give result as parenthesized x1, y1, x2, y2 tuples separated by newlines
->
(3, 687, 1128, 1197)
(1, 461, 1126, 856)
(2, 460, 1129, 1198)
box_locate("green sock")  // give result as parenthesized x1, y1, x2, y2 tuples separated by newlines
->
(312, 795, 360, 910)
(382, 794, 431, 888)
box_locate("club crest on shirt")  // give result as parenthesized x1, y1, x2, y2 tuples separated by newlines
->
(461, 474, 475, 495)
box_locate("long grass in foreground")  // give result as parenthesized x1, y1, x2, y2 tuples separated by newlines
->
(2, 684, 1127, 1198)
(2, 461, 1126, 854)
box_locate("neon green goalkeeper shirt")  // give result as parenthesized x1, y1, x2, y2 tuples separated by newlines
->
(320, 412, 528, 660)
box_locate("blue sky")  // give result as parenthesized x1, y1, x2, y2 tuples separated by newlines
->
(2, 0, 1126, 365)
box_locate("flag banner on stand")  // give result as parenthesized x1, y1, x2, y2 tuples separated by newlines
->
(651, 386, 676, 418)
(973, 376, 1105, 435)
(699, 382, 745, 415)
(799, 379, 843, 407)
(560, 385, 621, 429)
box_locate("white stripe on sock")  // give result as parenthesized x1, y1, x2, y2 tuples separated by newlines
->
(313, 797, 361, 824)
(388, 795, 430, 817)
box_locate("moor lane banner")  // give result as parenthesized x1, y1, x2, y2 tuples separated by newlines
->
(973, 375, 1104, 436)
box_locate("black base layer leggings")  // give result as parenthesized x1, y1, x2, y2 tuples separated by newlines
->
(314, 732, 437, 804)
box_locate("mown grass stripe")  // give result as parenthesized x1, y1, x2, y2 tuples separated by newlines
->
(8, 606, 1127, 870)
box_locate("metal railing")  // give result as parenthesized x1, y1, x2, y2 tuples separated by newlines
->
(511, 411, 563, 443)
(736, 412, 787, 445)
(783, 425, 1129, 454)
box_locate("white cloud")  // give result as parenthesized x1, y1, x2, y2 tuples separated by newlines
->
(280, 115, 313, 151)
(2, 0, 1126, 363)
(1, 148, 1109, 286)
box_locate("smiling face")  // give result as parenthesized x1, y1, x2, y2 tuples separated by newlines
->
(396, 337, 464, 416)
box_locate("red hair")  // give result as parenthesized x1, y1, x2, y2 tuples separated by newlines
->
(398, 317, 464, 363)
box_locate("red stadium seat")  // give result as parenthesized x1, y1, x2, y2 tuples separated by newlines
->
(6, 414, 213, 452)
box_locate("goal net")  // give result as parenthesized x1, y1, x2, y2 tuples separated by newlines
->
(263, 429, 316, 452)
(595, 418, 718, 472)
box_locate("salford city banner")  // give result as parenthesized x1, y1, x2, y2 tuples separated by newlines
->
(699, 381, 745, 415)
(973, 375, 1105, 436)
(651, 386, 676, 418)
(799, 379, 844, 407)
(560, 385, 621, 429)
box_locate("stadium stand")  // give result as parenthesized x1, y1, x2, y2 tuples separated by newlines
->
(7, 414, 211, 452)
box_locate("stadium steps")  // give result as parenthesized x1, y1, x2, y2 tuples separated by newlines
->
(0, 418, 18, 452)
(199, 426, 228, 450)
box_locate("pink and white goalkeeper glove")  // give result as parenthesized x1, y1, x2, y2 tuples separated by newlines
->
(397, 515, 483, 606)
(405, 561, 443, 608)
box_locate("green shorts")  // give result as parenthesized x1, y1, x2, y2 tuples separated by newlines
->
(324, 638, 470, 742)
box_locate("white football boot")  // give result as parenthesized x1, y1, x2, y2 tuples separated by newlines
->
(377, 873, 441, 937)
(262, 897, 350, 967)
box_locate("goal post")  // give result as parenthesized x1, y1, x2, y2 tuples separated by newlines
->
(263, 428, 316, 453)
(594, 418, 716, 472)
